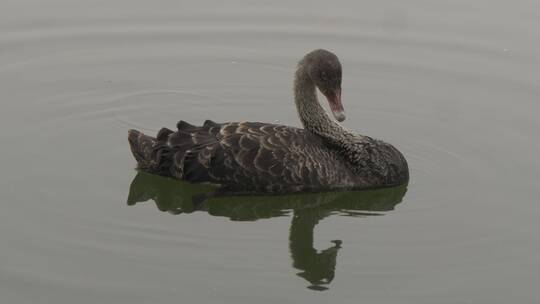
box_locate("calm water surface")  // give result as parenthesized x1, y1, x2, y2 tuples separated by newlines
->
(1, 1, 540, 303)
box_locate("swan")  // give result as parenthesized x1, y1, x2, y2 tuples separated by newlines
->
(128, 49, 409, 193)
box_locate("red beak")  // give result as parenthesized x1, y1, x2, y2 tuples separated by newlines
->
(325, 88, 345, 122)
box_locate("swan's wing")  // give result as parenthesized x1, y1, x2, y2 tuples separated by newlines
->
(216, 122, 317, 189)
(156, 120, 223, 183)
(161, 120, 325, 191)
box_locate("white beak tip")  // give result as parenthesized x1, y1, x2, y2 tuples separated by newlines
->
(333, 111, 346, 122)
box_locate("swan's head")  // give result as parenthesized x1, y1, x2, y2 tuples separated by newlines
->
(304, 49, 344, 122)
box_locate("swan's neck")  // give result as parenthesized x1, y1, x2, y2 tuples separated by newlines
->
(294, 64, 355, 147)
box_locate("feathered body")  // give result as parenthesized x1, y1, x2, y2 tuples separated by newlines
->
(128, 49, 408, 193)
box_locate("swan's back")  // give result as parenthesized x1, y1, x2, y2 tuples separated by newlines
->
(128, 120, 356, 193)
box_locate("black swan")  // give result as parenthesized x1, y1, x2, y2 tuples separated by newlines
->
(128, 49, 409, 193)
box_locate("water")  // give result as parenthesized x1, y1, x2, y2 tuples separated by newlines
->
(1, 0, 540, 303)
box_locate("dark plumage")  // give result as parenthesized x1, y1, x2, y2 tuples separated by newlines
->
(128, 49, 409, 193)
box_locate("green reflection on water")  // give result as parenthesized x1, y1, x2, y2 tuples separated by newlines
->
(127, 171, 407, 290)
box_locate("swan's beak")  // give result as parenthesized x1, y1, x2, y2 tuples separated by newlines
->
(325, 88, 345, 122)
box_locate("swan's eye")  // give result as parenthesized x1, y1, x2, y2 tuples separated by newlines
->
(320, 71, 328, 81)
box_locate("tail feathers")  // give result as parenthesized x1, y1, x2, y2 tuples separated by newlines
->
(128, 123, 223, 181)
(128, 129, 160, 171)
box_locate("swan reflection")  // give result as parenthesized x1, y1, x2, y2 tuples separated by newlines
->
(127, 171, 407, 290)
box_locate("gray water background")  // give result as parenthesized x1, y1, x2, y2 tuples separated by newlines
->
(1, 0, 540, 303)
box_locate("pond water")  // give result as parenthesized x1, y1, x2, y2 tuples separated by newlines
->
(1, 0, 540, 303)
